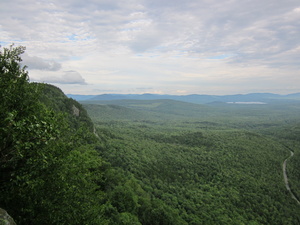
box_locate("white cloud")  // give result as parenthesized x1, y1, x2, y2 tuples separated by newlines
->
(1, 0, 300, 95)
(22, 53, 61, 71)
(32, 70, 86, 85)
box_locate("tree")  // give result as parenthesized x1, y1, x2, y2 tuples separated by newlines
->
(0, 45, 106, 224)
(0, 44, 58, 176)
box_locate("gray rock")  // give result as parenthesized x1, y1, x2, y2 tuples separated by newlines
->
(0, 208, 16, 225)
(72, 104, 80, 117)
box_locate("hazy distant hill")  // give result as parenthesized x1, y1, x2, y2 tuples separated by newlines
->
(66, 94, 98, 101)
(82, 99, 216, 121)
(286, 92, 300, 98)
(68, 92, 300, 104)
(83, 104, 157, 121)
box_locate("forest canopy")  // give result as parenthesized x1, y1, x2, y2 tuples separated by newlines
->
(1, 45, 299, 224)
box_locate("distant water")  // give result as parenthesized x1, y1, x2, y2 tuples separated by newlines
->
(226, 102, 267, 104)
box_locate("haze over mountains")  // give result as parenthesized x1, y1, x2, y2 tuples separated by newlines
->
(68, 92, 300, 104)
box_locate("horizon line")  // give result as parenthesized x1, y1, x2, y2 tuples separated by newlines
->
(66, 92, 300, 96)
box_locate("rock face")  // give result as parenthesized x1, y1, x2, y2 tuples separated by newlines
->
(72, 104, 80, 117)
(0, 208, 16, 225)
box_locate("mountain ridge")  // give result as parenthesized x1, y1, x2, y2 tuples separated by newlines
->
(67, 92, 300, 104)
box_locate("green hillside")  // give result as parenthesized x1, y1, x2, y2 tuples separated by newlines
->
(83, 98, 300, 128)
(83, 103, 159, 121)
(1, 45, 300, 224)
(90, 107, 300, 224)
(96, 124, 298, 224)
(0, 46, 104, 224)
(1, 45, 189, 225)
(82, 99, 219, 121)
(83, 96, 300, 224)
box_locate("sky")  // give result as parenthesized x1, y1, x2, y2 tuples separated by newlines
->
(1, 0, 300, 95)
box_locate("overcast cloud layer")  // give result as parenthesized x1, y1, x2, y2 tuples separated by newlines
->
(1, 0, 299, 95)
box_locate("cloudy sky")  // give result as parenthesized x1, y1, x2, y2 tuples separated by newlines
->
(1, 0, 300, 95)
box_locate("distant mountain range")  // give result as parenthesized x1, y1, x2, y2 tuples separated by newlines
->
(67, 92, 300, 104)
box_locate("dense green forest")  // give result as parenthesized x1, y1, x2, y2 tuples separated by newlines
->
(84, 100, 300, 224)
(1, 45, 300, 224)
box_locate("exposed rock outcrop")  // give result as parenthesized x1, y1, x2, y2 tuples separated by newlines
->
(72, 104, 80, 117)
(0, 208, 16, 225)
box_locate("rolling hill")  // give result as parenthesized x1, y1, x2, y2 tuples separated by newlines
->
(68, 92, 300, 104)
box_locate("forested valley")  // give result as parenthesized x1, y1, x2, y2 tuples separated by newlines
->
(83, 98, 300, 225)
(1, 45, 300, 224)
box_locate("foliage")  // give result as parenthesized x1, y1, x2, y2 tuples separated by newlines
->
(89, 98, 300, 224)
(38, 83, 95, 131)
(0, 45, 105, 224)
(1, 44, 300, 224)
